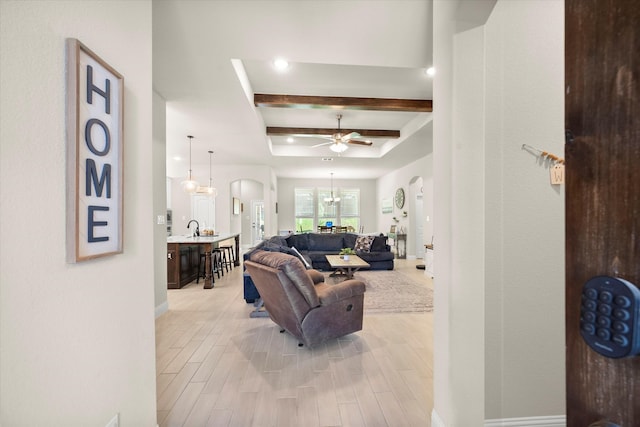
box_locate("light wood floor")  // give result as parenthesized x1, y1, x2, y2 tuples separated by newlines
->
(155, 257, 434, 427)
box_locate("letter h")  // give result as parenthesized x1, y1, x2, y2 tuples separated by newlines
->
(86, 65, 110, 114)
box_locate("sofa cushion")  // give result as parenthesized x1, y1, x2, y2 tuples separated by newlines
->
(289, 246, 312, 269)
(357, 251, 395, 262)
(354, 235, 375, 252)
(286, 233, 309, 250)
(267, 235, 288, 247)
(307, 233, 344, 251)
(306, 251, 339, 264)
(342, 233, 358, 249)
(370, 235, 389, 252)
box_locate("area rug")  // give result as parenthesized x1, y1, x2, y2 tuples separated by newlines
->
(324, 270, 433, 314)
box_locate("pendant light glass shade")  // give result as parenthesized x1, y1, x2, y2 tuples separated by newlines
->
(182, 179, 198, 193)
(181, 135, 199, 193)
(204, 150, 218, 197)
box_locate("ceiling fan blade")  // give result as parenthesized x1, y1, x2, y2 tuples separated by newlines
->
(347, 139, 373, 146)
(342, 132, 361, 141)
(311, 141, 333, 148)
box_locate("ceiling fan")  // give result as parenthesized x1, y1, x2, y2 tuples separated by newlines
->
(311, 114, 373, 153)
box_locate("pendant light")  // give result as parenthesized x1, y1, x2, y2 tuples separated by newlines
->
(181, 135, 198, 193)
(324, 172, 341, 204)
(205, 150, 218, 197)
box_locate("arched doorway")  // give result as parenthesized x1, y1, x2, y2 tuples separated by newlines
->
(230, 178, 264, 249)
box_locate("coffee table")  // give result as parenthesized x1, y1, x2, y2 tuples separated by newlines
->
(325, 255, 370, 280)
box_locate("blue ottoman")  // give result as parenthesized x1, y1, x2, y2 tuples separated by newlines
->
(243, 272, 260, 303)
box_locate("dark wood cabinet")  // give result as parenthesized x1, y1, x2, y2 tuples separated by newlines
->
(167, 243, 201, 289)
(167, 234, 240, 289)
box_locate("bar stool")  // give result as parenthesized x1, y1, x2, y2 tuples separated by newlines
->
(219, 245, 235, 271)
(212, 248, 228, 276)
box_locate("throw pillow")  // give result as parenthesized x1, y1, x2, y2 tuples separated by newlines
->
(354, 235, 375, 252)
(290, 246, 312, 269)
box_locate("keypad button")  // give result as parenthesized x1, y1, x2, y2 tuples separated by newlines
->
(582, 323, 596, 335)
(584, 300, 598, 311)
(599, 291, 613, 303)
(597, 328, 611, 340)
(613, 308, 630, 321)
(613, 321, 630, 334)
(585, 288, 599, 300)
(598, 304, 612, 316)
(596, 316, 611, 328)
(583, 312, 597, 323)
(614, 295, 631, 308)
(612, 334, 629, 347)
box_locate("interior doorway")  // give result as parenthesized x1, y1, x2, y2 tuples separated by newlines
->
(231, 179, 265, 248)
(191, 194, 215, 232)
(251, 200, 264, 246)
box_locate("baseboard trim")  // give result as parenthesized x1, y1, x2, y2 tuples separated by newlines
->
(431, 409, 445, 427)
(485, 415, 566, 427)
(431, 412, 565, 427)
(155, 301, 168, 318)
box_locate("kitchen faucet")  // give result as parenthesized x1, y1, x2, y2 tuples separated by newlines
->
(187, 220, 200, 237)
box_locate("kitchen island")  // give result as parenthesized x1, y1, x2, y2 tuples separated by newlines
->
(167, 233, 240, 289)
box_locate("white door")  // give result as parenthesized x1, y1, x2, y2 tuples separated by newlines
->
(251, 200, 264, 245)
(415, 194, 425, 259)
(192, 194, 215, 232)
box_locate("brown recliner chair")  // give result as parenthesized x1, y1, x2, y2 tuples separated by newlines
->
(244, 250, 366, 347)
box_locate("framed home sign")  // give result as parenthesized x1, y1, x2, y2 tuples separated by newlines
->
(66, 39, 124, 263)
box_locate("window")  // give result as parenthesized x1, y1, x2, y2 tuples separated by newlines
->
(294, 188, 314, 233)
(295, 187, 360, 231)
(339, 188, 360, 231)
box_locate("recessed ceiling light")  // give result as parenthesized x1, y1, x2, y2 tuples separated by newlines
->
(173, 156, 182, 161)
(273, 58, 289, 71)
(426, 67, 435, 76)
(286, 137, 294, 143)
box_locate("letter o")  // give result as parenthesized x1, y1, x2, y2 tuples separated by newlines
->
(85, 118, 111, 156)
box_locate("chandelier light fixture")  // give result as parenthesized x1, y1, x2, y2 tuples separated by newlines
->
(181, 135, 199, 193)
(324, 172, 341, 204)
(204, 150, 218, 197)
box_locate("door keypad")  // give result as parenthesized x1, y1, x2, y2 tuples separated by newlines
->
(580, 276, 640, 358)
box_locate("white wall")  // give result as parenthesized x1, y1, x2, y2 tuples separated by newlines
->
(432, 0, 565, 424)
(432, 1, 486, 423)
(0, 1, 157, 426)
(483, 1, 565, 419)
(153, 91, 169, 316)
(376, 155, 433, 257)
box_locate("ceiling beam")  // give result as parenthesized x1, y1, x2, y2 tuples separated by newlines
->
(266, 127, 401, 138)
(254, 94, 432, 112)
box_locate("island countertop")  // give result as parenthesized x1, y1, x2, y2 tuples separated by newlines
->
(167, 233, 239, 244)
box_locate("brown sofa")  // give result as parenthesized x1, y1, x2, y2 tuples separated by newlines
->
(244, 250, 366, 347)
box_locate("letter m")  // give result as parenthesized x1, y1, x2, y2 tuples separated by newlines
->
(85, 159, 111, 198)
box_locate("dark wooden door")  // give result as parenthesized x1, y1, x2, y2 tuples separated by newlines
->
(565, 0, 640, 426)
